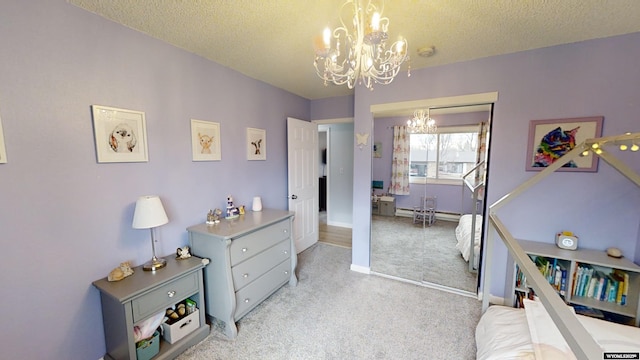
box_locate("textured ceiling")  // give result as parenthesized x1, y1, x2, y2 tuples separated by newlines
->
(68, 0, 640, 100)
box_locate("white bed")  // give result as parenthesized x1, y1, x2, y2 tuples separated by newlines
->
(476, 301, 640, 360)
(455, 214, 482, 268)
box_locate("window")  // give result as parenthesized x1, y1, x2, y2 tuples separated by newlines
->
(409, 126, 479, 184)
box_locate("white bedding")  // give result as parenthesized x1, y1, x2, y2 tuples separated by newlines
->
(476, 303, 640, 360)
(455, 214, 482, 267)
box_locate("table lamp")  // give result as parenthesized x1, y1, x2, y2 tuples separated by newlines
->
(132, 195, 169, 271)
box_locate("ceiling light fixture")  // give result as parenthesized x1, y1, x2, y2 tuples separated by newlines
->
(407, 109, 437, 134)
(314, 0, 409, 90)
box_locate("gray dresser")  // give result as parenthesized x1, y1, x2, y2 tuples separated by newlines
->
(187, 209, 297, 339)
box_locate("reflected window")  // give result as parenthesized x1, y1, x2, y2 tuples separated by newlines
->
(409, 125, 478, 183)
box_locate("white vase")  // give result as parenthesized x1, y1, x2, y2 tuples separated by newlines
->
(252, 197, 262, 212)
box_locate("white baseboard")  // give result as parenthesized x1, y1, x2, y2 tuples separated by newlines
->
(488, 294, 506, 305)
(350, 264, 370, 274)
(327, 221, 352, 228)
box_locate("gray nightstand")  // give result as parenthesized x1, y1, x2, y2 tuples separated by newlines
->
(93, 256, 210, 360)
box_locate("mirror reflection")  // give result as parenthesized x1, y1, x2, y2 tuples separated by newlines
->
(370, 104, 492, 295)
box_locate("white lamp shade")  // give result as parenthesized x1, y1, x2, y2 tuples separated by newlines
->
(132, 195, 169, 229)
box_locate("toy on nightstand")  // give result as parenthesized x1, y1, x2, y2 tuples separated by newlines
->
(107, 261, 134, 282)
(206, 209, 222, 225)
(176, 246, 191, 259)
(225, 196, 240, 219)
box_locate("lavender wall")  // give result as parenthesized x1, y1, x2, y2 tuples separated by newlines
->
(372, 112, 490, 213)
(353, 32, 640, 297)
(311, 95, 354, 120)
(0, 1, 309, 359)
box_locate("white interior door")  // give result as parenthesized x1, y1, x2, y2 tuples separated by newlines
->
(287, 117, 318, 253)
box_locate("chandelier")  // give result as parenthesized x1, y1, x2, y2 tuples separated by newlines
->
(314, 0, 409, 90)
(407, 109, 437, 134)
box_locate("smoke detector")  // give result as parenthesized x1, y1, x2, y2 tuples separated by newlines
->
(417, 46, 435, 58)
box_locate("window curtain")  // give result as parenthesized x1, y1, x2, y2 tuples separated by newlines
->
(390, 125, 410, 195)
(475, 121, 488, 190)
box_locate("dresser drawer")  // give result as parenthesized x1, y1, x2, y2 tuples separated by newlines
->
(234, 259, 291, 319)
(131, 272, 199, 323)
(229, 220, 290, 266)
(231, 239, 291, 290)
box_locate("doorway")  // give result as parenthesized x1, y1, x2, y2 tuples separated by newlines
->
(315, 120, 354, 248)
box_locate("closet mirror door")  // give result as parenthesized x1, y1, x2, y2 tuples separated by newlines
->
(370, 103, 493, 295)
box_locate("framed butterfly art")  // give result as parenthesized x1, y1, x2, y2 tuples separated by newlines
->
(525, 116, 603, 172)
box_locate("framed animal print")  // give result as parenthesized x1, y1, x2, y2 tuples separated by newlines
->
(526, 116, 603, 172)
(191, 119, 221, 161)
(247, 127, 266, 161)
(0, 113, 7, 164)
(91, 105, 148, 163)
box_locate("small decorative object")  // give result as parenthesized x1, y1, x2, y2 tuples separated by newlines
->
(555, 231, 578, 250)
(91, 105, 149, 163)
(191, 119, 221, 161)
(239, 205, 245, 215)
(176, 246, 191, 259)
(606, 247, 623, 258)
(356, 132, 369, 150)
(107, 261, 134, 282)
(252, 196, 263, 212)
(206, 209, 222, 225)
(247, 127, 266, 160)
(226, 195, 240, 219)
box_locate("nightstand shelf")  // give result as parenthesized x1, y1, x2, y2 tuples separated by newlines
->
(508, 240, 640, 326)
(93, 256, 210, 360)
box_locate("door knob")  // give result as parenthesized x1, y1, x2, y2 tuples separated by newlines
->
(290, 194, 298, 199)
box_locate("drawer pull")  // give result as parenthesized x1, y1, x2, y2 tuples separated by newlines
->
(242, 248, 248, 253)
(244, 298, 250, 303)
(283, 250, 288, 255)
(167, 290, 176, 298)
(283, 229, 288, 233)
(284, 271, 289, 275)
(243, 273, 249, 278)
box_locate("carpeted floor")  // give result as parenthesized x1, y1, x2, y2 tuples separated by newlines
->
(177, 243, 481, 360)
(371, 215, 477, 293)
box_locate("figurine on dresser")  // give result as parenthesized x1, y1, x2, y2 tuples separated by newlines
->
(225, 196, 240, 219)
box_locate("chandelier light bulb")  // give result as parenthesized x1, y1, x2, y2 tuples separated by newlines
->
(631, 144, 639, 152)
(323, 27, 331, 48)
(619, 144, 628, 151)
(581, 150, 590, 157)
(371, 12, 380, 31)
(591, 143, 600, 149)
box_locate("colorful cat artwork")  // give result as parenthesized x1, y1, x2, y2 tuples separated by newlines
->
(532, 126, 580, 168)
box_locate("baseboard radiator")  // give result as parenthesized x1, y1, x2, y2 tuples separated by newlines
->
(395, 207, 461, 222)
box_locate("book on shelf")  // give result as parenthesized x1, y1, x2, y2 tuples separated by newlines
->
(573, 267, 629, 305)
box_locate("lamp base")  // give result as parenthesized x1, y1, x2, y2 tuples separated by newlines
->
(143, 257, 166, 271)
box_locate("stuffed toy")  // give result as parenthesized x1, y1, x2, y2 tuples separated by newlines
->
(107, 261, 134, 282)
(176, 246, 192, 259)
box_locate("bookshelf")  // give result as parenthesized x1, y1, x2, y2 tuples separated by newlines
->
(510, 239, 640, 326)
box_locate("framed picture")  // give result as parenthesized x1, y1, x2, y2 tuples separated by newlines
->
(526, 116, 603, 172)
(373, 141, 382, 158)
(247, 127, 266, 160)
(191, 119, 221, 161)
(91, 105, 148, 163)
(0, 113, 7, 164)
